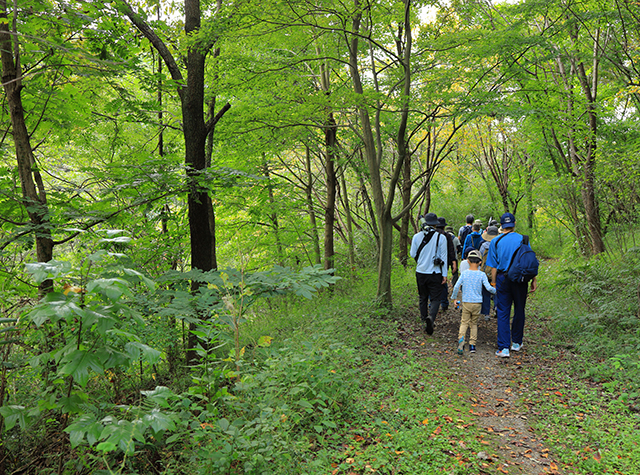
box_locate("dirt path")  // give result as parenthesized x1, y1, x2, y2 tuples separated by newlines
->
(399, 304, 567, 475)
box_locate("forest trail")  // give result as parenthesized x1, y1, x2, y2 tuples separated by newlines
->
(399, 304, 567, 475)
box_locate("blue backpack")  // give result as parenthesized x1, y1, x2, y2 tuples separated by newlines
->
(496, 234, 539, 283)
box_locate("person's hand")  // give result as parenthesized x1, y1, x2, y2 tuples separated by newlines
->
(530, 280, 537, 293)
(442, 276, 447, 285)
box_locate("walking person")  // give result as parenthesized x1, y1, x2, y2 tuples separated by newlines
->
(486, 213, 538, 358)
(450, 250, 497, 354)
(458, 214, 474, 246)
(461, 219, 485, 259)
(480, 225, 500, 320)
(410, 212, 448, 335)
(436, 217, 458, 312)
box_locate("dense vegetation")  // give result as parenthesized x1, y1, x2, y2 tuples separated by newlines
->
(1, 0, 639, 473)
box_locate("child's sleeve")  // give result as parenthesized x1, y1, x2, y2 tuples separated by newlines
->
(481, 273, 496, 294)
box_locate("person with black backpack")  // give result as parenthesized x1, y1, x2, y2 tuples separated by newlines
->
(410, 212, 449, 335)
(461, 219, 485, 259)
(485, 213, 539, 358)
(458, 214, 474, 246)
(436, 217, 458, 312)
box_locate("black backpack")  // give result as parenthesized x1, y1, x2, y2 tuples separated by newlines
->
(459, 225, 472, 248)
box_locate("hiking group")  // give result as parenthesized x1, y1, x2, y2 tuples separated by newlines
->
(410, 212, 539, 358)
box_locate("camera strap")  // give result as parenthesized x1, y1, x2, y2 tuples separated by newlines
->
(415, 230, 437, 262)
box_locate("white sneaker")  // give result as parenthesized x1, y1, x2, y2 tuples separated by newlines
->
(495, 348, 510, 358)
(510, 343, 522, 352)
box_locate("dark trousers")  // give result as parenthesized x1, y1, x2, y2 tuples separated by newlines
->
(416, 272, 443, 323)
(440, 281, 449, 309)
(481, 286, 495, 315)
(495, 273, 529, 350)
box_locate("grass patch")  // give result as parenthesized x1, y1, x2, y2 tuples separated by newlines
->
(206, 268, 492, 473)
(521, 251, 640, 474)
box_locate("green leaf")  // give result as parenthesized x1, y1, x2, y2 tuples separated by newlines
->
(96, 441, 117, 453)
(24, 260, 71, 284)
(86, 278, 132, 301)
(125, 342, 162, 365)
(66, 413, 103, 447)
(0, 405, 29, 430)
(143, 408, 176, 432)
(59, 350, 105, 387)
(141, 386, 176, 408)
(59, 393, 89, 414)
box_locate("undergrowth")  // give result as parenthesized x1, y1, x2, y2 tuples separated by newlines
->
(524, 248, 640, 474)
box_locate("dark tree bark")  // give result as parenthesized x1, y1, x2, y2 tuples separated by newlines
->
(0, 0, 54, 294)
(120, 0, 230, 362)
(323, 113, 338, 271)
(304, 146, 322, 265)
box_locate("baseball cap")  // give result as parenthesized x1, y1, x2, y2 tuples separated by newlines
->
(467, 249, 482, 260)
(500, 212, 516, 228)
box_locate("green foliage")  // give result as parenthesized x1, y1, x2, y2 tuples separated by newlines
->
(534, 249, 640, 393)
(0, 234, 341, 472)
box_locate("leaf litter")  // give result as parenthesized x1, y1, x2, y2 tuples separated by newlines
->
(398, 304, 567, 474)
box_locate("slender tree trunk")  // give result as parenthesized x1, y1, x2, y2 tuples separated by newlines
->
(357, 170, 379, 248)
(347, 0, 413, 304)
(323, 113, 337, 271)
(304, 146, 322, 265)
(263, 156, 284, 266)
(339, 171, 356, 270)
(0, 0, 53, 294)
(575, 60, 605, 254)
(398, 125, 412, 268)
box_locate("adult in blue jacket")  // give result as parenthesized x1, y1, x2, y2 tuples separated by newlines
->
(485, 213, 538, 358)
(461, 220, 485, 258)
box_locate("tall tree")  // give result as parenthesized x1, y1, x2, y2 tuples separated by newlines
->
(116, 0, 231, 361)
(0, 0, 55, 293)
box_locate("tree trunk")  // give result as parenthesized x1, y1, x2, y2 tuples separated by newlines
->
(323, 113, 337, 271)
(263, 156, 285, 266)
(575, 59, 605, 255)
(183, 0, 216, 363)
(339, 171, 356, 270)
(0, 1, 54, 294)
(305, 146, 322, 265)
(347, 0, 413, 305)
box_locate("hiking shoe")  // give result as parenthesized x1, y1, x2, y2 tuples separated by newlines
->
(495, 348, 510, 358)
(457, 338, 464, 355)
(510, 343, 522, 352)
(469, 345, 476, 353)
(425, 317, 434, 335)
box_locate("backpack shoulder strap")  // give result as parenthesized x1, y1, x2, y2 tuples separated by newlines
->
(494, 232, 507, 250)
(415, 230, 435, 262)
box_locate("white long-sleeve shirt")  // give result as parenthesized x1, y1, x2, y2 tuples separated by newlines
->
(410, 229, 448, 276)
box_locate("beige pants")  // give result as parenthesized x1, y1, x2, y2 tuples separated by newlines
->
(458, 302, 482, 345)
